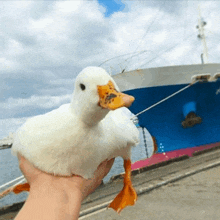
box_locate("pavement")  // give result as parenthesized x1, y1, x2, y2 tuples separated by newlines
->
(80, 164, 220, 220)
(0, 147, 220, 220)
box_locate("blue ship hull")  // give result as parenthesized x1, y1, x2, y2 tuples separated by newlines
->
(126, 80, 220, 153)
(113, 64, 220, 155)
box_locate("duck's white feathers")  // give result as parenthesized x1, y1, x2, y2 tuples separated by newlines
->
(12, 106, 139, 179)
(12, 67, 139, 179)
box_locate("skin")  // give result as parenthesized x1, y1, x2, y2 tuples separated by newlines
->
(15, 155, 115, 220)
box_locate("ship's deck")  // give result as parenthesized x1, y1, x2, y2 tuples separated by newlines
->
(1, 146, 220, 220)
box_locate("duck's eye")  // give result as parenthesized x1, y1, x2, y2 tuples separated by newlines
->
(80, 84, 86, 91)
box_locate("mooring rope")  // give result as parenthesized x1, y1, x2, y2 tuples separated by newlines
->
(130, 81, 198, 158)
(131, 82, 197, 121)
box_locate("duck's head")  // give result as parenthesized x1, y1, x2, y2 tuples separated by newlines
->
(71, 66, 135, 125)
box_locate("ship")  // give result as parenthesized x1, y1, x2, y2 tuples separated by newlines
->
(111, 11, 220, 170)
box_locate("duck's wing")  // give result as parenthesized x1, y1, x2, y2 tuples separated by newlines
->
(11, 104, 84, 175)
(12, 104, 72, 152)
(106, 107, 140, 147)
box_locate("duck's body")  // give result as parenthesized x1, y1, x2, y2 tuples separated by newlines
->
(10, 66, 139, 213)
(13, 105, 139, 179)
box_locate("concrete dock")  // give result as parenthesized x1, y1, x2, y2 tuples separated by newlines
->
(1, 147, 220, 220)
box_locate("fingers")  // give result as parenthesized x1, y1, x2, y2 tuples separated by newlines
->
(17, 153, 22, 161)
(94, 158, 115, 180)
(104, 158, 115, 176)
(17, 154, 42, 183)
(18, 154, 26, 172)
(107, 158, 115, 167)
(81, 159, 114, 200)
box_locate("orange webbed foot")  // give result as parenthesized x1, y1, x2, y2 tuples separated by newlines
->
(108, 179, 137, 213)
(13, 182, 30, 194)
(0, 182, 30, 199)
(108, 159, 137, 213)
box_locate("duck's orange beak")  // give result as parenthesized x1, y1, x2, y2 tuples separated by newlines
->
(97, 80, 135, 110)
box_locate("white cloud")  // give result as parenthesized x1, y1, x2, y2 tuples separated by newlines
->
(55, 1, 82, 13)
(0, 117, 29, 139)
(2, 94, 72, 111)
(1, 0, 220, 138)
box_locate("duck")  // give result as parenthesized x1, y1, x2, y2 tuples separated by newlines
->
(10, 66, 139, 213)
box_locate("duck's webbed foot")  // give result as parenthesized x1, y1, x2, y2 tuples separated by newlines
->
(13, 182, 30, 194)
(108, 159, 137, 213)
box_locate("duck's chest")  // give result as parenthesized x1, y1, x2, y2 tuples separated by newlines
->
(71, 123, 118, 159)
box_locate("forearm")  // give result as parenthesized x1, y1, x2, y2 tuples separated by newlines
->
(15, 183, 82, 220)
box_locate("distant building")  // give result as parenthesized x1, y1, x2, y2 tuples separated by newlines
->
(0, 133, 14, 148)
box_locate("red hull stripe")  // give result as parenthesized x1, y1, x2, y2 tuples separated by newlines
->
(131, 142, 220, 170)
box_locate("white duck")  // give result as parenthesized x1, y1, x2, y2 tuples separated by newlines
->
(11, 66, 139, 213)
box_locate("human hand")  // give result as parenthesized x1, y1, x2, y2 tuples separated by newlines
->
(16, 155, 115, 220)
(18, 154, 115, 200)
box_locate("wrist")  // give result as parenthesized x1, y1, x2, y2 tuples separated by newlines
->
(31, 177, 83, 201)
(16, 178, 83, 220)
(30, 175, 84, 202)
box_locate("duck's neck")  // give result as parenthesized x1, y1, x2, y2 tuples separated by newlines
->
(84, 109, 109, 126)
(70, 100, 109, 127)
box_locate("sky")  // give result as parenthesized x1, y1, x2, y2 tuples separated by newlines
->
(1, 0, 220, 139)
